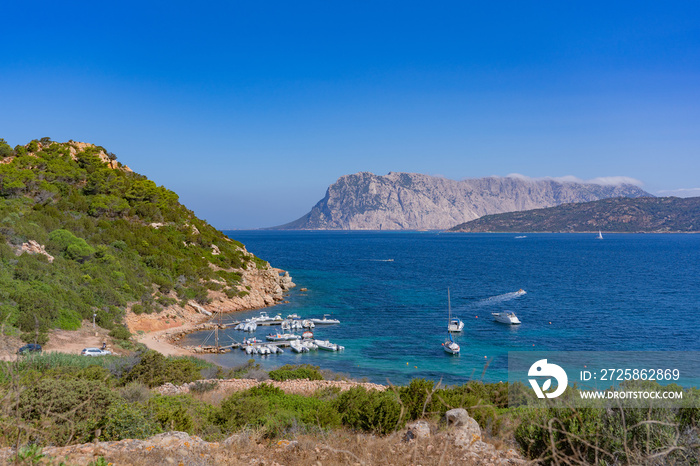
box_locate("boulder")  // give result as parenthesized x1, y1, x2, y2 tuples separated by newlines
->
(405, 420, 431, 440)
(444, 408, 482, 448)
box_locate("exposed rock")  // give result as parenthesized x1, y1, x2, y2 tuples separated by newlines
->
(445, 408, 482, 448)
(405, 420, 431, 440)
(188, 301, 212, 316)
(273, 171, 651, 230)
(14, 240, 54, 262)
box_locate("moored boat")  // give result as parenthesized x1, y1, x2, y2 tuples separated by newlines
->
(492, 311, 521, 325)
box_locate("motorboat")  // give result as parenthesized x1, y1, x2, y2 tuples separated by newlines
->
(492, 311, 521, 325)
(309, 314, 340, 325)
(302, 330, 314, 339)
(314, 339, 344, 351)
(302, 320, 315, 328)
(266, 333, 301, 341)
(302, 340, 318, 350)
(448, 317, 464, 333)
(515, 289, 526, 296)
(290, 341, 309, 353)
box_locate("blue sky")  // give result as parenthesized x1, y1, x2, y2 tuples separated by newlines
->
(2, 1, 699, 228)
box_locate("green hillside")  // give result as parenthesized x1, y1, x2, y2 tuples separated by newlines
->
(0, 138, 261, 344)
(449, 196, 700, 233)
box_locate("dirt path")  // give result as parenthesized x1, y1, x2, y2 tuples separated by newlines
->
(135, 327, 196, 357)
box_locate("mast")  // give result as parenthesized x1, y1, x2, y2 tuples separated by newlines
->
(448, 287, 451, 328)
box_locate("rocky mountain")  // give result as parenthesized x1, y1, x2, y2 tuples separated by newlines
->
(273, 172, 652, 230)
(449, 196, 700, 233)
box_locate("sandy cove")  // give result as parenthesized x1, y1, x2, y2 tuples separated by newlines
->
(127, 265, 297, 357)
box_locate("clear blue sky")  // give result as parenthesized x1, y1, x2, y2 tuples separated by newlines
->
(2, 1, 699, 228)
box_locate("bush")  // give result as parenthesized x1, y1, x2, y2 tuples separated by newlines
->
(399, 378, 434, 420)
(109, 324, 131, 341)
(334, 387, 403, 435)
(217, 383, 340, 437)
(54, 308, 82, 330)
(101, 401, 161, 440)
(268, 364, 324, 382)
(18, 377, 118, 445)
(124, 351, 202, 388)
(147, 394, 218, 436)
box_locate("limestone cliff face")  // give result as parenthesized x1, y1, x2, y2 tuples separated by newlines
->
(274, 172, 652, 230)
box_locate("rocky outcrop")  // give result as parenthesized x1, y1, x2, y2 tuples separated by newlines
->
(274, 172, 651, 230)
(13, 240, 54, 262)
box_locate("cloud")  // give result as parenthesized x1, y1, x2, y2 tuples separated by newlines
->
(656, 188, 700, 198)
(588, 176, 643, 186)
(505, 174, 642, 186)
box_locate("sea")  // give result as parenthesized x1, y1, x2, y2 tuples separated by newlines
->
(180, 231, 700, 386)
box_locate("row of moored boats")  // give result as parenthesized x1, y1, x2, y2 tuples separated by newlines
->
(233, 312, 340, 332)
(238, 311, 344, 356)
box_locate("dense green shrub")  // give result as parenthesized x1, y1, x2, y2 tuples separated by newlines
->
(334, 387, 403, 435)
(124, 351, 203, 388)
(399, 378, 434, 420)
(19, 377, 118, 445)
(268, 364, 324, 382)
(101, 401, 161, 440)
(217, 383, 340, 437)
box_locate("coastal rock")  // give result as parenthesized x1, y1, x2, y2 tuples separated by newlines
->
(273, 171, 651, 230)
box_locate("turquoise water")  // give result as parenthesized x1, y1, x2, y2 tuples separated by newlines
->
(180, 232, 700, 386)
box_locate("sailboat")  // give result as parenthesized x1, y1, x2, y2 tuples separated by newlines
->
(597, 230, 603, 240)
(443, 289, 460, 355)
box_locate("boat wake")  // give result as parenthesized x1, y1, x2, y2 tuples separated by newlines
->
(476, 290, 526, 306)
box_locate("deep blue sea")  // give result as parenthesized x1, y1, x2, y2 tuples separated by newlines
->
(180, 232, 700, 386)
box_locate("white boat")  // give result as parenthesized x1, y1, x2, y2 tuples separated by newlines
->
(302, 330, 314, 339)
(302, 340, 318, 350)
(492, 311, 521, 325)
(302, 320, 315, 328)
(597, 230, 603, 240)
(314, 339, 344, 351)
(309, 314, 340, 325)
(515, 288, 526, 296)
(443, 334, 460, 355)
(443, 289, 460, 355)
(448, 317, 464, 333)
(290, 341, 309, 353)
(266, 333, 301, 341)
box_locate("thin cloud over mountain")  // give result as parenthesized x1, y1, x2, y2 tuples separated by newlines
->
(505, 174, 643, 187)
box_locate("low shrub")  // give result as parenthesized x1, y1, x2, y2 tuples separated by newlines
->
(217, 383, 340, 437)
(268, 364, 324, 382)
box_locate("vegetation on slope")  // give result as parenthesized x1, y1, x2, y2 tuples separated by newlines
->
(0, 138, 259, 344)
(2, 354, 698, 464)
(449, 196, 700, 233)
